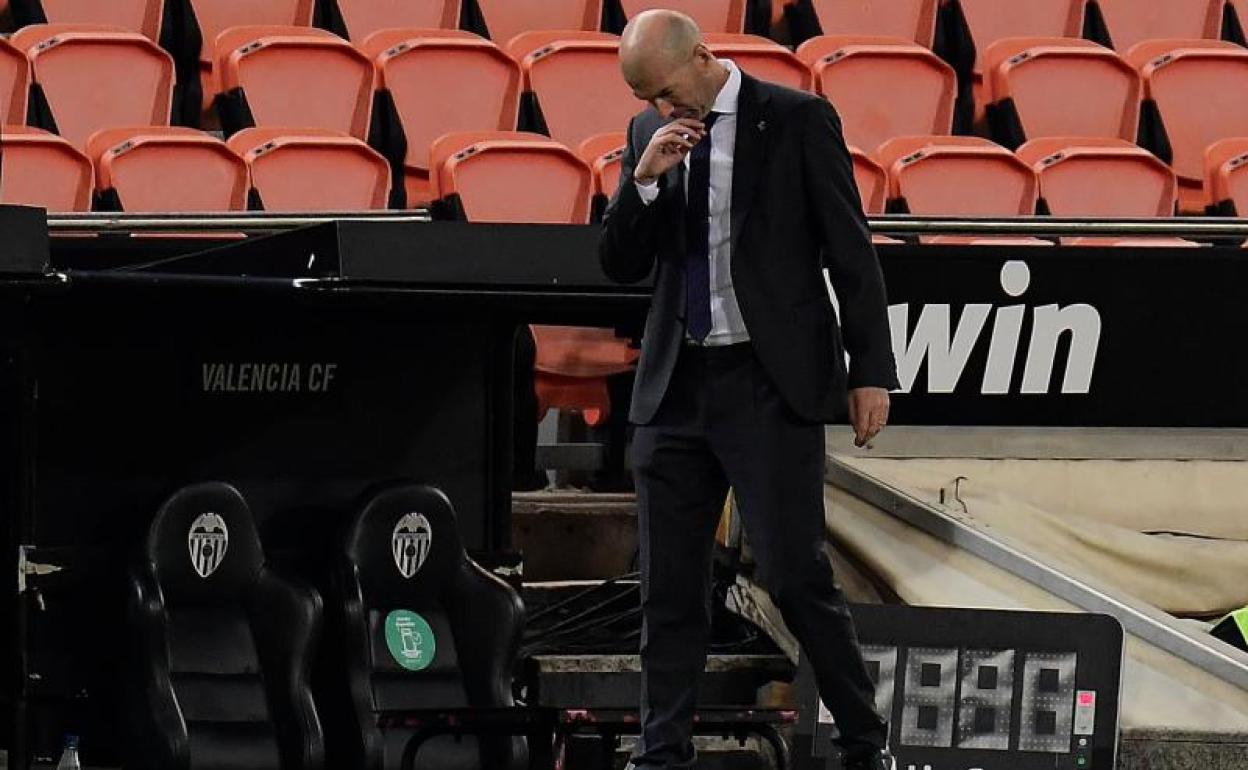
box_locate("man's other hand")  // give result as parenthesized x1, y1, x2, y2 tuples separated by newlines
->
(848, 387, 890, 448)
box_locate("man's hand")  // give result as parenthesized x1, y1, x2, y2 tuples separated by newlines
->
(848, 387, 890, 448)
(634, 118, 707, 185)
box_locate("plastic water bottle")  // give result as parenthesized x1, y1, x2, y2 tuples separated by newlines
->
(55, 734, 81, 770)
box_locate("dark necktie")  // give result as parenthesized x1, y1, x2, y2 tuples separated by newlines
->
(685, 111, 720, 342)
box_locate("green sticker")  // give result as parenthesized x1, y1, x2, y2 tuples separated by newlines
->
(384, 610, 436, 672)
(1232, 608, 1248, 641)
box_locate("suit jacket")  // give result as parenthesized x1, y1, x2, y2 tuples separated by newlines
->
(599, 72, 901, 425)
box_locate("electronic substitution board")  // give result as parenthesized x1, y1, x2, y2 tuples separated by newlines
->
(793, 606, 1123, 770)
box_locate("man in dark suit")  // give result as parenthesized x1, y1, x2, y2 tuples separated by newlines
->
(598, 10, 900, 770)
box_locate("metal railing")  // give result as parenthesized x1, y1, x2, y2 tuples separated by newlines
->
(869, 215, 1248, 238)
(41, 211, 1248, 238)
(829, 457, 1248, 691)
(46, 210, 433, 233)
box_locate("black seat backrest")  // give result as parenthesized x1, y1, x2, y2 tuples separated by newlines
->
(334, 482, 526, 770)
(126, 482, 325, 770)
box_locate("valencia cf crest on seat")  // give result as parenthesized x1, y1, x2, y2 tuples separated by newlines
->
(188, 512, 229, 579)
(392, 512, 432, 579)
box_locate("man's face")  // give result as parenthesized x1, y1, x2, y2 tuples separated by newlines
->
(629, 46, 715, 120)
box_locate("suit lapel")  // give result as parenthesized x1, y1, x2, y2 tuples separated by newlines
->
(730, 74, 770, 256)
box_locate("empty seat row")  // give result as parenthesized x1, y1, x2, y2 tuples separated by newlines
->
(803, 35, 1248, 211)
(3, 0, 751, 43)
(860, 135, 1178, 218)
(779, 0, 1248, 53)
(16, 123, 1245, 221)
(203, 22, 1247, 214)
(852, 134, 1210, 247)
(861, 0, 1246, 131)
(197, 26, 803, 204)
(5, 25, 1246, 214)
(0, 125, 390, 212)
(436, 128, 1243, 225)
(12, 1, 1248, 52)
(1, 1, 751, 125)
(332, 0, 752, 40)
(0, 125, 622, 218)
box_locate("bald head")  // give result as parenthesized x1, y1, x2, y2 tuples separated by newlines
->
(619, 9, 728, 120)
(620, 9, 701, 84)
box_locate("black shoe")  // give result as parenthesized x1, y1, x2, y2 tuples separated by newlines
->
(843, 748, 897, 770)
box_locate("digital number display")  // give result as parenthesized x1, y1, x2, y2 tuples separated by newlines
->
(862, 646, 1078, 753)
(795, 606, 1121, 770)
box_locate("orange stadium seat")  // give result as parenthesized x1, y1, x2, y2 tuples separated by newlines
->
(797, 36, 956, 153)
(428, 129, 621, 424)
(329, 0, 459, 42)
(474, 0, 604, 48)
(849, 146, 887, 214)
(531, 324, 639, 427)
(0, 38, 30, 127)
(806, 0, 939, 48)
(957, 0, 1085, 66)
(874, 135, 1038, 215)
(1017, 136, 1176, 216)
(1128, 39, 1248, 213)
(507, 32, 638, 149)
(1094, 0, 1224, 54)
(982, 38, 1141, 147)
(213, 26, 376, 140)
(227, 127, 391, 211)
(703, 33, 811, 90)
(186, 0, 315, 120)
(0, 125, 93, 211)
(430, 130, 593, 223)
(956, 0, 1085, 125)
(1204, 137, 1248, 215)
(362, 29, 522, 207)
(1019, 136, 1191, 247)
(10, 0, 164, 39)
(577, 131, 627, 219)
(854, 147, 901, 241)
(11, 24, 174, 148)
(618, 0, 747, 33)
(86, 126, 248, 211)
(505, 29, 620, 58)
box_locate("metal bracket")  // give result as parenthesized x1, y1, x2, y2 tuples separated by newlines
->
(16, 545, 63, 594)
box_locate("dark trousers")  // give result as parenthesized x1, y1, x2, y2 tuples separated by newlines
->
(630, 342, 887, 768)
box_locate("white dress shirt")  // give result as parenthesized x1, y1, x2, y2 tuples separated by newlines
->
(636, 59, 749, 346)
